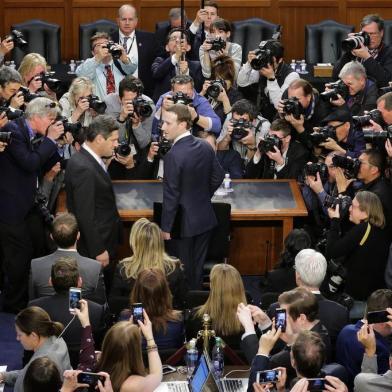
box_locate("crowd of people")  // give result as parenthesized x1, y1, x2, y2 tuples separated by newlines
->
(0, 3, 392, 392)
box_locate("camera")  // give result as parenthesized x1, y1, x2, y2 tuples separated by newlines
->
(363, 127, 392, 143)
(19, 86, 40, 103)
(323, 194, 352, 218)
(6, 30, 27, 48)
(258, 134, 281, 153)
(352, 109, 385, 128)
(103, 41, 122, 59)
(230, 118, 251, 140)
(171, 92, 193, 106)
(39, 72, 62, 94)
(380, 85, 392, 95)
(342, 31, 370, 51)
(114, 141, 131, 157)
(87, 94, 107, 114)
(320, 80, 349, 101)
(250, 41, 274, 71)
(332, 155, 361, 178)
(34, 191, 53, 226)
(0, 106, 23, 121)
(0, 131, 11, 143)
(132, 96, 153, 118)
(309, 125, 337, 146)
(56, 116, 82, 137)
(206, 79, 225, 99)
(303, 162, 329, 182)
(206, 37, 226, 52)
(281, 97, 303, 119)
(77, 372, 105, 387)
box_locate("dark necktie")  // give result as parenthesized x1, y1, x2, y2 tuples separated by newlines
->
(123, 36, 129, 51)
(105, 65, 115, 94)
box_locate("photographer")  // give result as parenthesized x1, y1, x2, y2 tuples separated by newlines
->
(0, 97, 63, 313)
(238, 39, 299, 121)
(325, 61, 378, 116)
(333, 14, 392, 88)
(0, 66, 24, 110)
(199, 18, 242, 78)
(245, 118, 309, 179)
(200, 55, 243, 123)
(76, 32, 137, 100)
(326, 191, 390, 302)
(152, 74, 221, 138)
(217, 99, 270, 163)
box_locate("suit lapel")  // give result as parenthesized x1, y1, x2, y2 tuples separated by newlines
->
(80, 148, 112, 184)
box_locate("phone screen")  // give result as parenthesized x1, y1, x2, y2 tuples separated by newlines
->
(275, 308, 287, 332)
(256, 370, 280, 384)
(367, 310, 389, 324)
(132, 303, 144, 324)
(77, 372, 105, 386)
(69, 288, 81, 310)
(307, 378, 325, 391)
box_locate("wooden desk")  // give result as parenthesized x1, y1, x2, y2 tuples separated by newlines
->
(113, 179, 307, 275)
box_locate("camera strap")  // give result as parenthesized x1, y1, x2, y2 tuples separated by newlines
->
(359, 222, 371, 246)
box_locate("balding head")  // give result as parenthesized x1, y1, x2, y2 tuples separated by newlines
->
(117, 4, 138, 35)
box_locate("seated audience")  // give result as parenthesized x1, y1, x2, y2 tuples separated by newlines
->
(110, 217, 186, 314)
(29, 213, 106, 304)
(0, 306, 71, 391)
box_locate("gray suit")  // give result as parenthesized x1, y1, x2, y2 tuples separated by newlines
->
(354, 354, 392, 392)
(29, 249, 106, 304)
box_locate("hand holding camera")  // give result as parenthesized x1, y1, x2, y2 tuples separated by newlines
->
(9, 90, 25, 109)
(259, 63, 275, 79)
(47, 120, 65, 141)
(74, 96, 90, 119)
(307, 171, 324, 194)
(357, 321, 376, 357)
(327, 202, 340, 219)
(0, 36, 14, 55)
(0, 111, 8, 128)
(335, 167, 355, 194)
(61, 370, 90, 392)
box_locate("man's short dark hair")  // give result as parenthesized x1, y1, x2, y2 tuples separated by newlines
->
(85, 114, 119, 142)
(0, 66, 23, 87)
(119, 76, 144, 98)
(170, 74, 194, 88)
(264, 40, 284, 61)
(51, 258, 79, 293)
(204, 0, 218, 10)
(231, 99, 257, 121)
(289, 79, 313, 96)
(362, 148, 385, 174)
(51, 213, 78, 248)
(211, 18, 232, 33)
(366, 289, 392, 313)
(278, 287, 319, 322)
(377, 92, 392, 111)
(166, 104, 193, 128)
(360, 14, 384, 32)
(166, 28, 191, 45)
(270, 118, 292, 137)
(292, 330, 326, 377)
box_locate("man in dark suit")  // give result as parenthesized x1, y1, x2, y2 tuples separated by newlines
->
(245, 118, 309, 179)
(29, 258, 107, 368)
(29, 213, 106, 304)
(0, 97, 63, 313)
(160, 104, 224, 289)
(65, 115, 122, 269)
(111, 4, 157, 98)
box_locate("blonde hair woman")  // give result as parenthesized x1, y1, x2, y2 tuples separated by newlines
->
(18, 53, 49, 94)
(109, 218, 187, 314)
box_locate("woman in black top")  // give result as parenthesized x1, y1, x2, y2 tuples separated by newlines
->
(326, 191, 390, 301)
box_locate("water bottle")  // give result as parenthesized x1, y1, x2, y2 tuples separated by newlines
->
(300, 59, 307, 74)
(69, 59, 76, 73)
(9, 60, 16, 69)
(223, 173, 232, 192)
(186, 339, 198, 379)
(212, 337, 224, 378)
(290, 59, 296, 71)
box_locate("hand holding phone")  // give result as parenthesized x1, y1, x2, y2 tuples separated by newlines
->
(69, 287, 81, 311)
(307, 378, 326, 392)
(131, 303, 144, 325)
(77, 372, 105, 387)
(256, 370, 280, 384)
(275, 308, 287, 332)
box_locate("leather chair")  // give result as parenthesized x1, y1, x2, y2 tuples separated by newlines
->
(383, 20, 392, 46)
(305, 20, 354, 64)
(11, 19, 61, 65)
(79, 19, 118, 60)
(231, 18, 281, 63)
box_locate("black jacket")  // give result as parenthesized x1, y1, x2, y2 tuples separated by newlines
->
(344, 78, 378, 116)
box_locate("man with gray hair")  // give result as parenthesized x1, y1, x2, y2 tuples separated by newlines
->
(0, 97, 64, 313)
(326, 61, 378, 116)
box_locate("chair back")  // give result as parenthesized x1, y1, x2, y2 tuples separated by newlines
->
(383, 20, 392, 46)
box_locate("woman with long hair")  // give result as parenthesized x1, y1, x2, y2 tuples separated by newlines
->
(0, 307, 70, 392)
(110, 218, 187, 314)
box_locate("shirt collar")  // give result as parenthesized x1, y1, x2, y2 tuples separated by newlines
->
(25, 119, 36, 138)
(119, 30, 135, 40)
(82, 142, 106, 167)
(173, 130, 191, 144)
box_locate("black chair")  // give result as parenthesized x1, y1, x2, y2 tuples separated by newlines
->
(383, 20, 392, 47)
(232, 18, 281, 63)
(11, 19, 61, 65)
(305, 20, 354, 64)
(79, 19, 118, 60)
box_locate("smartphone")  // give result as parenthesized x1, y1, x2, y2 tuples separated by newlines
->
(307, 378, 326, 391)
(69, 287, 81, 311)
(131, 303, 144, 324)
(275, 308, 287, 332)
(162, 364, 177, 375)
(77, 372, 105, 386)
(256, 370, 280, 384)
(367, 310, 389, 324)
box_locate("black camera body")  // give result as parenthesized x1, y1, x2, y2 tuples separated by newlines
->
(115, 142, 131, 157)
(19, 86, 40, 103)
(6, 30, 27, 48)
(132, 96, 153, 118)
(323, 194, 352, 218)
(380, 86, 392, 95)
(321, 80, 349, 101)
(0, 106, 24, 121)
(87, 94, 107, 114)
(258, 134, 282, 153)
(342, 31, 370, 51)
(206, 79, 225, 99)
(353, 109, 385, 128)
(310, 125, 337, 146)
(171, 92, 193, 106)
(39, 72, 62, 94)
(104, 41, 122, 59)
(332, 155, 361, 178)
(0, 131, 12, 143)
(230, 118, 251, 140)
(363, 127, 392, 143)
(281, 97, 303, 119)
(34, 191, 53, 226)
(56, 116, 82, 136)
(250, 43, 274, 71)
(156, 136, 172, 158)
(207, 37, 226, 52)
(303, 162, 329, 182)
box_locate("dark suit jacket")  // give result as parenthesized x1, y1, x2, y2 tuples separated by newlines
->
(151, 55, 203, 102)
(162, 135, 224, 237)
(111, 29, 157, 98)
(29, 248, 106, 304)
(0, 118, 59, 224)
(245, 140, 309, 179)
(64, 148, 122, 259)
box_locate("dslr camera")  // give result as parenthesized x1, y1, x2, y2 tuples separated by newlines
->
(230, 118, 251, 140)
(0, 131, 12, 143)
(6, 30, 27, 48)
(323, 194, 352, 218)
(132, 96, 153, 118)
(321, 80, 349, 101)
(206, 79, 226, 100)
(153, 134, 172, 159)
(342, 31, 370, 51)
(171, 92, 193, 106)
(19, 86, 40, 103)
(380, 85, 392, 95)
(309, 125, 337, 146)
(363, 126, 392, 143)
(250, 41, 274, 71)
(303, 162, 329, 182)
(0, 106, 24, 121)
(87, 94, 107, 114)
(352, 109, 385, 128)
(281, 97, 303, 119)
(114, 142, 131, 157)
(332, 155, 361, 178)
(103, 41, 122, 59)
(56, 116, 82, 137)
(206, 37, 226, 52)
(38, 72, 62, 94)
(258, 134, 282, 153)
